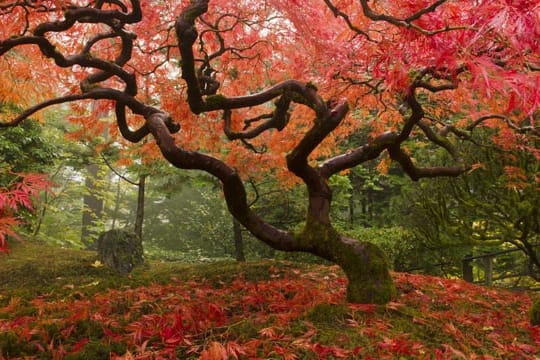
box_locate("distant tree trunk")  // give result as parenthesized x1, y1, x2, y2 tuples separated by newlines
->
(462, 255, 474, 282)
(31, 191, 48, 238)
(81, 163, 104, 249)
(349, 192, 355, 227)
(111, 177, 122, 230)
(233, 218, 245, 262)
(134, 174, 146, 242)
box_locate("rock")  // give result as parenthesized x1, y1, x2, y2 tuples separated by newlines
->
(96, 229, 143, 274)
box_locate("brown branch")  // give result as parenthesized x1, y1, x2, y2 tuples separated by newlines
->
(417, 120, 460, 159)
(396, 89, 424, 142)
(1, 32, 136, 94)
(175, 0, 331, 117)
(243, 113, 273, 129)
(286, 100, 349, 222)
(323, 0, 371, 40)
(319, 131, 398, 178)
(174, 0, 363, 207)
(145, 111, 299, 251)
(114, 102, 150, 143)
(357, 0, 468, 35)
(223, 95, 291, 140)
(467, 114, 540, 136)
(33, 0, 141, 36)
(0, 35, 44, 55)
(0, 89, 148, 128)
(404, 0, 447, 22)
(210, 80, 327, 113)
(82, 29, 137, 93)
(287, 101, 349, 171)
(334, 73, 385, 95)
(95, 0, 129, 13)
(101, 153, 139, 186)
(415, 80, 458, 92)
(176, 0, 209, 114)
(439, 124, 473, 140)
(388, 145, 467, 181)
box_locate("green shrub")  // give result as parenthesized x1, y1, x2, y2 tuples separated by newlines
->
(343, 226, 414, 270)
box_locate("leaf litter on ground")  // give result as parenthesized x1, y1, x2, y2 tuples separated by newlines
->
(0, 242, 538, 359)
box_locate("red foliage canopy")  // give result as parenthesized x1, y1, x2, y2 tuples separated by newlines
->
(0, 0, 538, 260)
(1, 0, 537, 166)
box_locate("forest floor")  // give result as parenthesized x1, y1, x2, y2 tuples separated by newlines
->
(0, 241, 538, 359)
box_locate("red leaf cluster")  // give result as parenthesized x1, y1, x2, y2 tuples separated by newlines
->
(0, 173, 50, 252)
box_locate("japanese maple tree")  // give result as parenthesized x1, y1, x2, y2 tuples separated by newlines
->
(0, 0, 538, 303)
(0, 173, 50, 252)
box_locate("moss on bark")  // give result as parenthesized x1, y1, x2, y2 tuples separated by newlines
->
(296, 217, 395, 304)
(337, 239, 396, 304)
(204, 94, 228, 110)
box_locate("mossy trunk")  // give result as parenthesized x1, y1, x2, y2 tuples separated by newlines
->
(334, 236, 396, 304)
(297, 218, 395, 304)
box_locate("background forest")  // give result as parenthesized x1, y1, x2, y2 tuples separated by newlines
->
(2, 106, 538, 289)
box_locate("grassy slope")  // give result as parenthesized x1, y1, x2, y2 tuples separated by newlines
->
(0, 241, 538, 359)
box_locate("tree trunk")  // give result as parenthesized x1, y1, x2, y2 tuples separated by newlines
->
(146, 107, 395, 304)
(232, 217, 245, 262)
(134, 174, 146, 242)
(31, 191, 48, 238)
(81, 163, 104, 249)
(338, 237, 395, 303)
(348, 191, 355, 227)
(296, 216, 395, 304)
(111, 176, 122, 230)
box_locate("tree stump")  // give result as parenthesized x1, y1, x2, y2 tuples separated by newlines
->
(96, 229, 144, 274)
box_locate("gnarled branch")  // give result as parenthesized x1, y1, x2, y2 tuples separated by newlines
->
(145, 111, 298, 251)
(388, 145, 467, 181)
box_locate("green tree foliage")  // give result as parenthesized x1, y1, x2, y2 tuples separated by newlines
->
(0, 111, 57, 176)
(35, 166, 86, 247)
(0, 105, 58, 242)
(142, 172, 292, 261)
(397, 132, 539, 280)
(344, 226, 415, 271)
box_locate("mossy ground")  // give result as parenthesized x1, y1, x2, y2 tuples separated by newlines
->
(0, 240, 309, 304)
(0, 241, 538, 359)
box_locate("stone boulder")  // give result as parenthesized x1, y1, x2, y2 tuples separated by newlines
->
(96, 229, 144, 274)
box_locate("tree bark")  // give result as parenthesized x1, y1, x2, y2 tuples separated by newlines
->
(296, 215, 395, 303)
(146, 106, 395, 303)
(31, 191, 48, 238)
(111, 176, 122, 230)
(134, 174, 146, 242)
(81, 163, 104, 249)
(233, 218, 245, 262)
